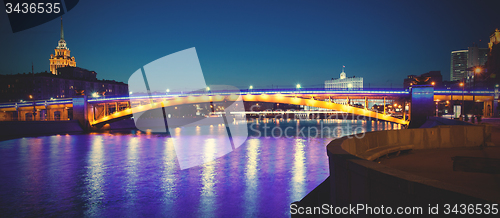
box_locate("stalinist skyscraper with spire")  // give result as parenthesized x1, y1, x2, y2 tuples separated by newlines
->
(50, 17, 76, 75)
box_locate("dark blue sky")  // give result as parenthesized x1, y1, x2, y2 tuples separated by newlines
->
(1, 0, 499, 88)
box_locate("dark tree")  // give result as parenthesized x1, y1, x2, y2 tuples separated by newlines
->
(484, 36, 500, 88)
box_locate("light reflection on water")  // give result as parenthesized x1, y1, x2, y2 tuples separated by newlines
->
(85, 136, 105, 217)
(291, 139, 306, 201)
(244, 138, 259, 216)
(0, 119, 399, 217)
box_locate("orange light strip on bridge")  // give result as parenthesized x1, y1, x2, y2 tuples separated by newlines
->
(91, 95, 408, 126)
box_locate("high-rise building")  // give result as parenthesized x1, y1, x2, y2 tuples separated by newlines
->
(0, 17, 128, 103)
(450, 45, 488, 81)
(0, 69, 128, 102)
(325, 66, 363, 89)
(49, 17, 76, 75)
(488, 28, 500, 51)
(468, 46, 489, 68)
(450, 50, 468, 81)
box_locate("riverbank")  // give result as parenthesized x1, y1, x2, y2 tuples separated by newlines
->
(0, 119, 142, 141)
(0, 121, 84, 141)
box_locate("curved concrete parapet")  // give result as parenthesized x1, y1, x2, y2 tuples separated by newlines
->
(326, 125, 498, 212)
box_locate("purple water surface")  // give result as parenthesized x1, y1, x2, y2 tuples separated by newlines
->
(0, 119, 399, 217)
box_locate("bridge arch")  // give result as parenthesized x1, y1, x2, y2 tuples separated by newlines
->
(91, 94, 408, 126)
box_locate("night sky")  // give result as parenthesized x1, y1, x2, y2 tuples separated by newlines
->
(0, 0, 499, 88)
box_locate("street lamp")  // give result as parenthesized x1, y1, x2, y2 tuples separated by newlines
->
(435, 100, 439, 117)
(431, 82, 435, 86)
(460, 82, 464, 119)
(249, 85, 253, 90)
(296, 84, 301, 89)
(206, 87, 210, 91)
(472, 66, 482, 102)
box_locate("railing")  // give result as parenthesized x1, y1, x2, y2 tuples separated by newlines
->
(0, 88, 496, 106)
(0, 117, 72, 121)
(0, 98, 73, 108)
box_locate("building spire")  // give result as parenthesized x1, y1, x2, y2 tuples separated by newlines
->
(342, 65, 345, 73)
(60, 16, 64, 40)
(340, 65, 346, 79)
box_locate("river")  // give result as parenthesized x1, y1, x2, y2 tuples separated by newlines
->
(0, 118, 400, 217)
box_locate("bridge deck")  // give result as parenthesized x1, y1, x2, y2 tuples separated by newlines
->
(91, 94, 408, 126)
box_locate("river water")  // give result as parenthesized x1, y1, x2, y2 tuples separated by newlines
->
(0, 118, 400, 217)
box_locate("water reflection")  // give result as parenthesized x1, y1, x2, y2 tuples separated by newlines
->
(161, 137, 177, 216)
(199, 139, 217, 217)
(124, 137, 139, 216)
(244, 139, 260, 216)
(0, 119, 399, 217)
(291, 139, 306, 201)
(25, 138, 44, 214)
(84, 135, 106, 217)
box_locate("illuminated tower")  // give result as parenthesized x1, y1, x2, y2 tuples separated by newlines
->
(489, 28, 500, 52)
(50, 17, 76, 75)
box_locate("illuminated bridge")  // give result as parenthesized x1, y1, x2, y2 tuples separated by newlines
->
(0, 87, 497, 128)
